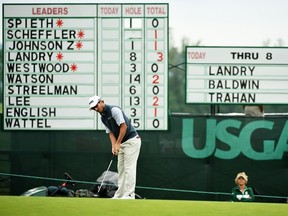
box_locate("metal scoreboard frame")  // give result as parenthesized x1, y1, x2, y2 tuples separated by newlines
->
(2, 3, 169, 130)
(185, 46, 288, 104)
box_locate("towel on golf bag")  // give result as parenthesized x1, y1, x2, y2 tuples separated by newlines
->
(75, 189, 94, 197)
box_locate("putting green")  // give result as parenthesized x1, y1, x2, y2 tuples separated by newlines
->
(0, 196, 287, 216)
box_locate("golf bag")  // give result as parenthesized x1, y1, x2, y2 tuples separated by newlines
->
(91, 171, 118, 198)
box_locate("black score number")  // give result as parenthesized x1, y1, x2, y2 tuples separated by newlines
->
(130, 113, 140, 128)
(128, 39, 141, 128)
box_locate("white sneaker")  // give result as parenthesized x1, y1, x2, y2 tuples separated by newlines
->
(120, 195, 135, 199)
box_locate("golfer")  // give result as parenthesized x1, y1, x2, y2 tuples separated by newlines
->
(89, 95, 141, 199)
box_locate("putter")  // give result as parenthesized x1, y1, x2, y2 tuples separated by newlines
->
(95, 154, 115, 197)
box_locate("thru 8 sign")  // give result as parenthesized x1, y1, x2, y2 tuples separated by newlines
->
(186, 46, 288, 104)
(2, 3, 169, 130)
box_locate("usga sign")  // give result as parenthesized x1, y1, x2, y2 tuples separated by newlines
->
(182, 119, 288, 160)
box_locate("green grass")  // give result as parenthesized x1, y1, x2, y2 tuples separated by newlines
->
(0, 196, 287, 216)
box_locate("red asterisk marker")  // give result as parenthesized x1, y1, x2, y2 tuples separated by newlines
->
(56, 52, 64, 61)
(75, 41, 83, 50)
(77, 30, 85, 39)
(56, 19, 64, 27)
(70, 63, 78, 72)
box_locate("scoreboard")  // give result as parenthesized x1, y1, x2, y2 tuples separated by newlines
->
(186, 46, 288, 104)
(2, 3, 169, 130)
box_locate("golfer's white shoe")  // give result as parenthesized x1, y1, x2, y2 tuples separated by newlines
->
(120, 195, 135, 199)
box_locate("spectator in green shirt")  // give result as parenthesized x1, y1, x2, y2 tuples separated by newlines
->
(231, 172, 255, 202)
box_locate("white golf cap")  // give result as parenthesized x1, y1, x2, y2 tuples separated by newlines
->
(235, 172, 248, 184)
(88, 95, 102, 109)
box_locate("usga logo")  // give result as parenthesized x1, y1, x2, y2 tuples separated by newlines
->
(182, 119, 288, 160)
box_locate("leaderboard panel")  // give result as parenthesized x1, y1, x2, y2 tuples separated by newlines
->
(2, 3, 169, 130)
(186, 46, 288, 104)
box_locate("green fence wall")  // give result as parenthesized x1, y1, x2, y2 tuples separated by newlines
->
(0, 114, 287, 202)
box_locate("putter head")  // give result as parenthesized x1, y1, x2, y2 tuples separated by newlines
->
(93, 193, 100, 198)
